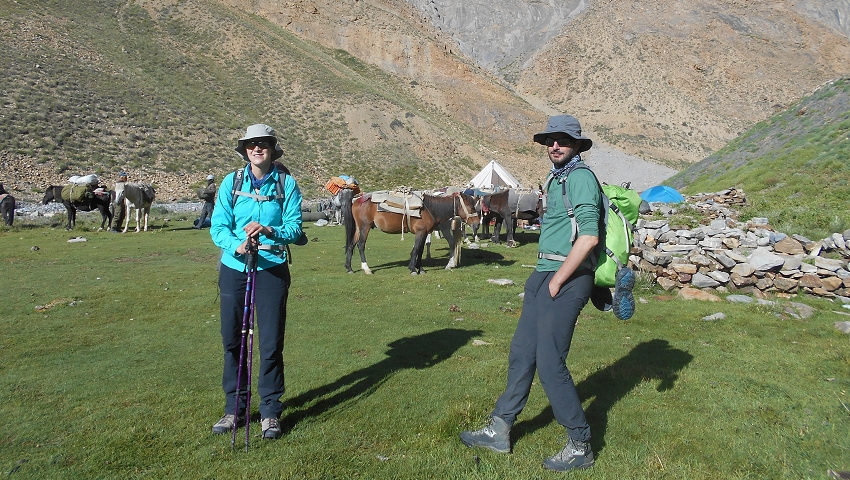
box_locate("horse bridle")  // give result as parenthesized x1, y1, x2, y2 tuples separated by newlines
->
(452, 193, 479, 223)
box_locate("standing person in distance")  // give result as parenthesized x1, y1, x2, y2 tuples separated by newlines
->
(459, 114, 604, 472)
(209, 124, 303, 440)
(194, 174, 217, 229)
(110, 172, 129, 233)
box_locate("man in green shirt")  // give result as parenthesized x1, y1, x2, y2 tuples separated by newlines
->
(460, 115, 603, 472)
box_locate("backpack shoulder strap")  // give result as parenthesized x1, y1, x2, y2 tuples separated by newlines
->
(230, 164, 289, 206)
(230, 168, 245, 206)
(273, 162, 289, 208)
(558, 163, 595, 211)
(557, 163, 599, 242)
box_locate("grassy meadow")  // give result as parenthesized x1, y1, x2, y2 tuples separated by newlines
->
(670, 76, 850, 241)
(1, 216, 849, 479)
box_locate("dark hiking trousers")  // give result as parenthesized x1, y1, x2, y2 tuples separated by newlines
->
(219, 263, 290, 419)
(492, 269, 594, 442)
(197, 201, 214, 228)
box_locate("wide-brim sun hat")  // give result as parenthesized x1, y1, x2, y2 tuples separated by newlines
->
(533, 114, 592, 153)
(235, 123, 283, 161)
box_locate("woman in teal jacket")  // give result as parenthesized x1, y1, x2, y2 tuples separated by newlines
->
(209, 123, 303, 440)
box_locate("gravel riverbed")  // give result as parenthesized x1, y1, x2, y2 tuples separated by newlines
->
(13, 201, 206, 219)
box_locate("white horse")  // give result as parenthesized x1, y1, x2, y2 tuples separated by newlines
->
(115, 182, 156, 232)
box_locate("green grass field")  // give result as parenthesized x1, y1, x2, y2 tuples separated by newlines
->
(1, 218, 848, 479)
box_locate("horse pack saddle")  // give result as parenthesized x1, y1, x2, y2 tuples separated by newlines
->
(508, 188, 541, 214)
(370, 189, 424, 218)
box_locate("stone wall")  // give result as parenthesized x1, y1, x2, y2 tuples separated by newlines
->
(631, 189, 850, 303)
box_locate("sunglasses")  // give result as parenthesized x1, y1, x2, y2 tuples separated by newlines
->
(544, 136, 577, 148)
(245, 140, 272, 150)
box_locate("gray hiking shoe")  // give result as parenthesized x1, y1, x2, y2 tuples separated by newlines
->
(459, 416, 511, 453)
(542, 437, 595, 472)
(211, 414, 245, 434)
(261, 417, 282, 439)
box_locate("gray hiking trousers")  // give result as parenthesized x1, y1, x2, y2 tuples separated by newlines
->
(492, 269, 593, 442)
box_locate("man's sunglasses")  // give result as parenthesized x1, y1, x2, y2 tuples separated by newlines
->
(245, 140, 272, 150)
(544, 136, 577, 147)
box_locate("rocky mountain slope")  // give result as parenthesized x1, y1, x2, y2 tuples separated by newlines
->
(1, 0, 848, 202)
(265, 0, 850, 168)
(516, 0, 850, 166)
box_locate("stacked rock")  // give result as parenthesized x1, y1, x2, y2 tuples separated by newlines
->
(632, 192, 850, 303)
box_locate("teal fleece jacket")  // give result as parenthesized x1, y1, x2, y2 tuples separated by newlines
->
(210, 164, 303, 272)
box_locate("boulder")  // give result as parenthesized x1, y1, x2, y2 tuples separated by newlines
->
(748, 248, 785, 271)
(693, 273, 721, 288)
(678, 287, 721, 302)
(657, 277, 678, 291)
(774, 237, 805, 255)
(822, 277, 844, 291)
(815, 257, 845, 272)
(671, 263, 698, 274)
(773, 277, 799, 292)
(798, 275, 824, 289)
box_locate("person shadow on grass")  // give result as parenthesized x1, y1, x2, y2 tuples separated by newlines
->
(512, 339, 693, 455)
(280, 328, 482, 430)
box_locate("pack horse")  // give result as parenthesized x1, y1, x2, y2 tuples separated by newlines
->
(479, 188, 543, 247)
(0, 183, 15, 226)
(341, 189, 480, 274)
(42, 185, 114, 230)
(115, 182, 156, 232)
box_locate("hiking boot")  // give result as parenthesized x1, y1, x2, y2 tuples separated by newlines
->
(211, 414, 245, 434)
(261, 417, 282, 439)
(459, 416, 511, 453)
(612, 267, 636, 320)
(543, 437, 595, 472)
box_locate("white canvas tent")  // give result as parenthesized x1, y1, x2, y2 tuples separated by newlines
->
(468, 160, 521, 190)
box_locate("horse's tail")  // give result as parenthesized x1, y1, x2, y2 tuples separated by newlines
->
(108, 191, 116, 216)
(341, 188, 355, 250)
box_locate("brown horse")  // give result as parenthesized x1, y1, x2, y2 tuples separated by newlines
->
(342, 189, 480, 274)
(480, 188, 543, 247)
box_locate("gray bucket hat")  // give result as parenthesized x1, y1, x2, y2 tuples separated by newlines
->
(533, 114, 592, 153)
(235, 123, 283, 161)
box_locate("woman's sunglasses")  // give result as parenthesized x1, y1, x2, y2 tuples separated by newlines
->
(245, 140, 272, 150)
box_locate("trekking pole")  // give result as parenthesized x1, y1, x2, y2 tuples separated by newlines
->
(232, 236, 259, 452)
(243, 241, 258, 453)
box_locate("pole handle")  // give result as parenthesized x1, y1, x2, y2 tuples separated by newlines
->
(244, 235, 259, 271)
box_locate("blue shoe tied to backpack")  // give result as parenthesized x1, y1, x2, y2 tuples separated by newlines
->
(612, 268, 635, 320)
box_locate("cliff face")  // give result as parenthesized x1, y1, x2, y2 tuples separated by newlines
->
(515, 0, 850, 166)
(226, 0, 546, 144)
(791, 0, 850, 38)
(406, 0, 588, 81)
(2, 0, 849, 201)
(251, 0, 850, 168)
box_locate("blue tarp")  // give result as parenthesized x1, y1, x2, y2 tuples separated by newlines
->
(639, 185, 684, 203)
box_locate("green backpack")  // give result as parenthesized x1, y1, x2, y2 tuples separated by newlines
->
(544, 164, 641, 288)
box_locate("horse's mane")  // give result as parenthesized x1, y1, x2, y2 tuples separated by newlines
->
(424, 194, 465, 221)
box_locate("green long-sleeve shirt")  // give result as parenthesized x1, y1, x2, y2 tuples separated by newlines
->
(537, 165, 603, 272)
